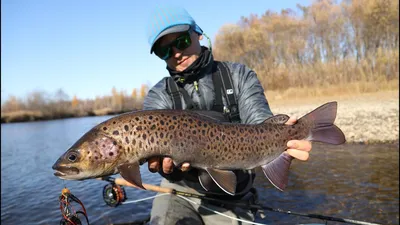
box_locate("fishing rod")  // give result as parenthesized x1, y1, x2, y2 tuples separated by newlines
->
(99, 177, 382, 225)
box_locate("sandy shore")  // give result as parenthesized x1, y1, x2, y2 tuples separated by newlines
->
(266, 90, 399, 143)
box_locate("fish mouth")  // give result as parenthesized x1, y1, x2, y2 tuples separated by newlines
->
(52, 164, 80, 177)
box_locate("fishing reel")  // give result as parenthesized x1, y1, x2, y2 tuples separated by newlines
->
(59, 187, 90, 225)
(102, 177, 127, 207)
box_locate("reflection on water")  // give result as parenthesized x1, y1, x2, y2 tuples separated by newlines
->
(1, 117, 399, 225)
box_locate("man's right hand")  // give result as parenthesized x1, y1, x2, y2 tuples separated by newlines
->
(147, 157, 191, 174)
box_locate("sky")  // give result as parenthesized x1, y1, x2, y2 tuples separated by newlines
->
(1, 0, 310, 103)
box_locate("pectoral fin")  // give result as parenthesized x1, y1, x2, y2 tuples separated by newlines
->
(117, 162, 145, 190)
(261, 153, 293, 191)
(205, 168, 237, 195)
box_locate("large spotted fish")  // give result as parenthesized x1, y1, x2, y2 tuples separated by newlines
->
(52, 102, 346, 195)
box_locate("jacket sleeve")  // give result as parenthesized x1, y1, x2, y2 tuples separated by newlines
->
(142, 78, 172, 110)
(235, 65, 273, 124)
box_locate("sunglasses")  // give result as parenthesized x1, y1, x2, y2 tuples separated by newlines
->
(154, 30, 192, 60)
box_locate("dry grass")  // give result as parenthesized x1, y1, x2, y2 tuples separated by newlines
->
(266, 79, 399, 106)
(1, 110, 44, 123)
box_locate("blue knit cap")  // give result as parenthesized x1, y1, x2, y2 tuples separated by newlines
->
(146, 5, 203, 53)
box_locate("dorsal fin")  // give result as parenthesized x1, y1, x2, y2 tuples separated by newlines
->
(263, 114, 290, 124)
(192, 110, 229, 122)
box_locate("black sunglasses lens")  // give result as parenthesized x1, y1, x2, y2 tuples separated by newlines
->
(155, 46, 171, 60)
(175, 33, 191, 50)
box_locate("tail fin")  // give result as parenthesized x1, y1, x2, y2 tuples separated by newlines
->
(299, 101, 346, 145)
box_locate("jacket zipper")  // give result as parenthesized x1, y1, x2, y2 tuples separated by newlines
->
(193, 81, 206, 109)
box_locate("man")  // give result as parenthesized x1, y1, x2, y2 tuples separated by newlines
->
(143, 5, 312, 225)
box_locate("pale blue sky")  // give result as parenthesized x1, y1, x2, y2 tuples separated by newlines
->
(1, 0, 310, 103)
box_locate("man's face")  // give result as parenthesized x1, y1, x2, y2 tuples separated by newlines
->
(156, 31, 202, 72)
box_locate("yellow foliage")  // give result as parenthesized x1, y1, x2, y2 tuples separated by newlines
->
(71, 95, 79, 108)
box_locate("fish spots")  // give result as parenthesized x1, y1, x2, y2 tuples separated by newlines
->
(202, 130, 206, 135)
(149, 116, 153, 120)
(95, 141, 99, 145)
(124, 125, 129, 131)
(151, 125, 156, 130)
(163, 141, 167, 146)
(192, 130, 196, 135)
(150, 137, 155, 143)
(113, 141, 117, 145)
(160, 133, 164, 138)
(142, 134, 147, 140)
(109, 152, 114, 157)
(132, 139, 136, 145)
(136, 126, 142, 131)
(103, 127, 107, 131)
(172, 116, 177, 120)
(160, 120, 165, 125)
(113, 130, 119, 135)
(125, 137, 130, 144)
(169, 125, 175, 130)
(113, 121, 116, 125)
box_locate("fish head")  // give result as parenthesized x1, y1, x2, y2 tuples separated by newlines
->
(52, 129, 122, 180)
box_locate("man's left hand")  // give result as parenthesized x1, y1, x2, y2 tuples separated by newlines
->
(285, 116, 312, 161)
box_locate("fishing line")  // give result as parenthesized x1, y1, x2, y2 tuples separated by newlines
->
(177, 195, 268, 225)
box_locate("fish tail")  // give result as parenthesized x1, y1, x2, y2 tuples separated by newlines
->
(261, 102, 346, 192)
(300, 101, 346, 145)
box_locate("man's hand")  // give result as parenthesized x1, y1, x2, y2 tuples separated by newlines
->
(148, 157, 191, 174)
(285, 116, 312, 161)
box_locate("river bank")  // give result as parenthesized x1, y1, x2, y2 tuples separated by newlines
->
(267, 90, 399, 144)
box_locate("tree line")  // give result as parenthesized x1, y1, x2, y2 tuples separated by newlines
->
(1, 85, 148, 123)
(213, 0, 399, 90)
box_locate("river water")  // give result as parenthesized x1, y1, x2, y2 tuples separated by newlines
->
(1, 116, 398, 225)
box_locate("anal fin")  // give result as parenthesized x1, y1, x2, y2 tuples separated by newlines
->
(205, 168, 237, 195)
(261, 153, 293, 191)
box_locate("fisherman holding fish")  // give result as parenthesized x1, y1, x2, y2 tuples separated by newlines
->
(143, 5, 313, 225)
(51, 4, 346, 224)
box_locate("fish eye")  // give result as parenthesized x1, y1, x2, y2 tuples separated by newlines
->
(67, 153, 77, 162)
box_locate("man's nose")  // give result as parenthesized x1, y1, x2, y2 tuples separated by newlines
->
(172, 46, 183, 58)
